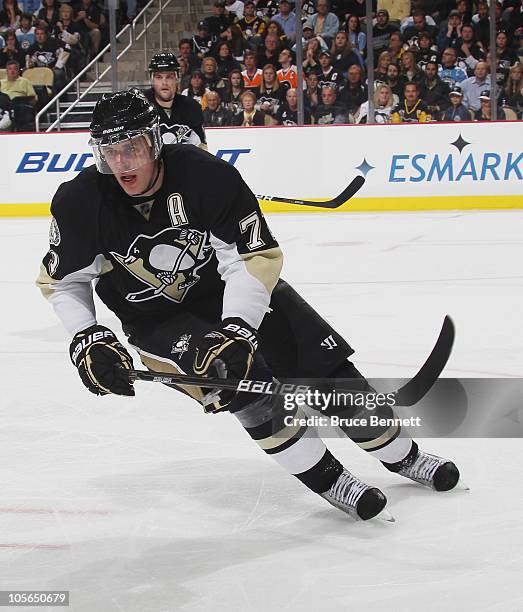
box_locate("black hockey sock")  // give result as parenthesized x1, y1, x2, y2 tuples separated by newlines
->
(323, 360, 415, 464)
(381, 441, 417, 472)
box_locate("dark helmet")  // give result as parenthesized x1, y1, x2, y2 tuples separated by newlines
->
(90, 87, 158, 142)
(89, 88, 162, 174)
(148, 52, 180, 74)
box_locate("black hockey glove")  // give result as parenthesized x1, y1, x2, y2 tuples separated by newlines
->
(193, 318, 259, 410)
(69, 324, 135, 397)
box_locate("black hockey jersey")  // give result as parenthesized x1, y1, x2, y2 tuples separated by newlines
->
(37, 146, 283, 335)
(144, 88, 207, 146)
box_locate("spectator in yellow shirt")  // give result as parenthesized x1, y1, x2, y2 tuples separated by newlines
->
(0, 60, 37, 103)
(391, 82, 432, 123)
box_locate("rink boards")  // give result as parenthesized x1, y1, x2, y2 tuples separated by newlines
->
(0, 121, 521, 216)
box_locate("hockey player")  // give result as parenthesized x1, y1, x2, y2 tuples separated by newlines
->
(37, 89, 460, 521)
(144, 52, 207, 148)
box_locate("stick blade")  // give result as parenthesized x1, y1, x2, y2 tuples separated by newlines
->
(394, 315, 455, 407)
(325, 174, 366, 208)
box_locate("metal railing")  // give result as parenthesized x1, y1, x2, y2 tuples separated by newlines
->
(36, 0, 172, 132)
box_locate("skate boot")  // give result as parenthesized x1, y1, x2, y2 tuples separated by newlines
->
(321, 469, 390, 521)
(383, 442, 460, 491)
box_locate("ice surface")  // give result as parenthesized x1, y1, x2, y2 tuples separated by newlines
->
(0, 211, 522, 611)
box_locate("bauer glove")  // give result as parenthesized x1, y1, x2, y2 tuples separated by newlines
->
(193, 318, 258, 410)
(69, 324, 135, 396)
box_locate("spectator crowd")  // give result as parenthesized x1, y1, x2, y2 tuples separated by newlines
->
(0, 0, 136, 130)
(1, 0, 523, 131)
(172, 0, 523, 127)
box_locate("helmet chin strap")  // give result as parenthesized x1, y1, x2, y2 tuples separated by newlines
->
(130, 159, 163, 198)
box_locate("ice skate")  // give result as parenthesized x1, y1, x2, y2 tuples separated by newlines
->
(321, 469, 393, 521)
(384, 442, 461, 491)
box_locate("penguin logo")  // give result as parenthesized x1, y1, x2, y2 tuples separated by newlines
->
(110, 227, 213, 303)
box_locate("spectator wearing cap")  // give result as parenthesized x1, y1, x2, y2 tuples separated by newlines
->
(318, 50, 343, 89)
(331, 30, 362, 72)
(474, 89, 506, 121)
(421, 60, 450, 118)
(277, 49, 299, 88)
(339, 63, 368, 114)
(437, 9, 463, 53)
(307, 0, 340, 48)
(202, 90, 233, 126)
(204, 2, 231, 39)
(232, 89, 265, 125)
(224, 0, 244, 21)
(441, 85, 471, 121)
(241, 50, 263, 88)
(275, 87, 312, 124)
(192, 20, 218, 59)
(293, 23, 328, 54)
(271, 0, 296, 44)
(0, 90, 13, 131)
(237, 1, 266, 48)
(372, 9, 399, 54)
(438, 47, 467, 87)
(314, 84, 347, 124)
(414, 31, 439, 71)
(356, 83, 395, 124)
(256, 33, 281, 69)
(460, 61, 491, 111)
(391, 82, 432, 122)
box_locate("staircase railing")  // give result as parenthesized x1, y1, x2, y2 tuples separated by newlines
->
(35, 0, 173, 132)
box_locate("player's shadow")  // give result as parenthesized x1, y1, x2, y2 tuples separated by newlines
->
(43, 457, 393, 610)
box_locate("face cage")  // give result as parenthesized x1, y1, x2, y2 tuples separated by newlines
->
(89, 124, 163, 175)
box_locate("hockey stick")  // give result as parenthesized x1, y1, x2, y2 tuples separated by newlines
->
(255, 175, 365, 209)
(127, 316, 455, 407)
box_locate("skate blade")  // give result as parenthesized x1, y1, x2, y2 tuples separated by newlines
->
(376, 509, 396, 523)
(457, 479, 470, 491)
